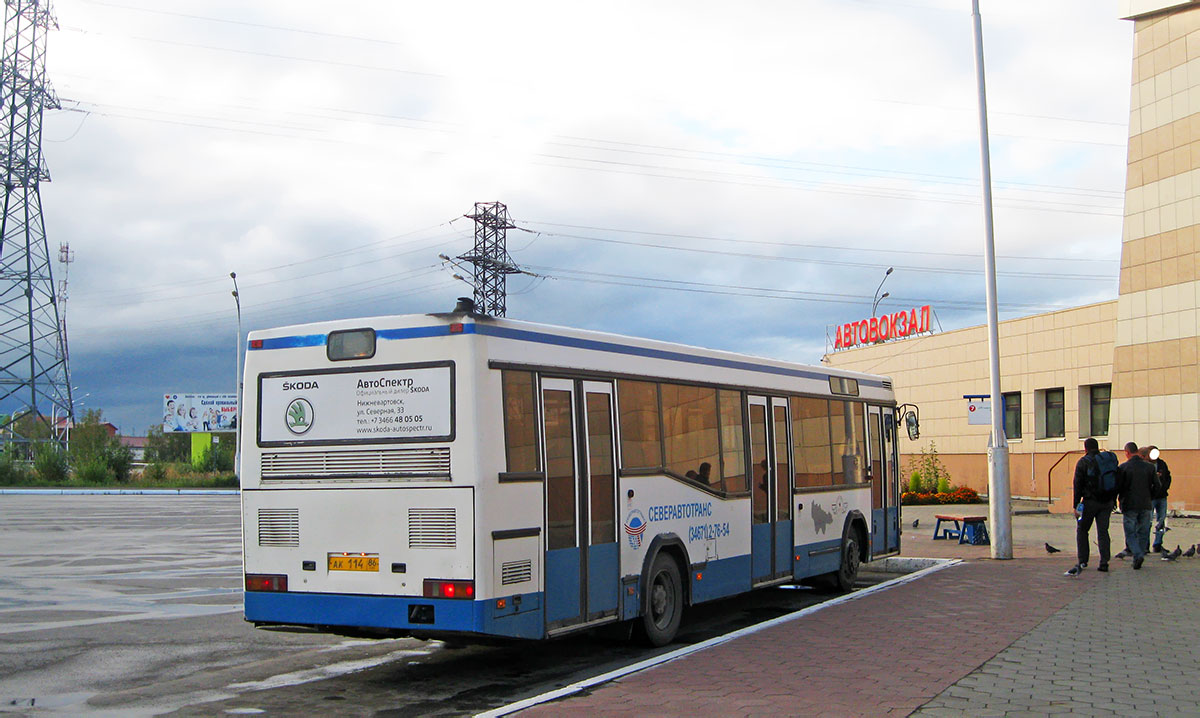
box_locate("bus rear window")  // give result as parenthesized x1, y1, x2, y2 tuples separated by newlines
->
(327, 329, 376, 361)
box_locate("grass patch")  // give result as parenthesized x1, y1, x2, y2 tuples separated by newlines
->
(0, 461, 237, 490)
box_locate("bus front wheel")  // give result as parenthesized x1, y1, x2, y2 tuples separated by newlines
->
(833, 530, 862, 593)
(641, 553, 682, 646)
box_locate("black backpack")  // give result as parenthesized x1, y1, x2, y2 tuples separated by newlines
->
(1090, 451, 1119, 500)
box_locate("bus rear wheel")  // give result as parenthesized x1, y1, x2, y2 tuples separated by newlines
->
(641, 553, 682, 647)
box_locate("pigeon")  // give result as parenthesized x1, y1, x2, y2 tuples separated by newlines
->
(912, 519, 920, 529)
(1161, 545, 1182, 561)
(1045, 543, 1062, 554)
(1184, 545, 1196, 558)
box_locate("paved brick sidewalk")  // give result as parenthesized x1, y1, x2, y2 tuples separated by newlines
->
(913, 556, 1200, 717)
(519, 557, 1094, 717)
(514, 509, 1200, 717)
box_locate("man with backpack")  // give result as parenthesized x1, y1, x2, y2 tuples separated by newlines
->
(1117, 441, 1161, 570)
(1067, 437, 1117, 576)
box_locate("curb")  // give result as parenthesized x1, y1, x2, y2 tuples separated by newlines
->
(0, 488, 239, 495)
(866, 556, 949, 573)
(474, 558, 961, 718)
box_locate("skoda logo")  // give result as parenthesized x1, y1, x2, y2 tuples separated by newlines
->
(286, 398, 314, 435)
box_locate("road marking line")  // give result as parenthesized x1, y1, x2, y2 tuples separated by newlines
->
(475, 558, 961, 718)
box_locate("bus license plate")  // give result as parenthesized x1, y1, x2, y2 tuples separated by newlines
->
(328, 555, 379, 572)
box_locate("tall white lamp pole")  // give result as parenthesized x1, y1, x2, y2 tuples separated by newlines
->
(230, 272, 242, 477)
(972, 0, 1011, 559)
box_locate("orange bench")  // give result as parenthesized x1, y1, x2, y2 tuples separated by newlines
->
(933, 514, 990, 545)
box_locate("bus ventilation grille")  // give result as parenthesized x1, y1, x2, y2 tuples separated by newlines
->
(409, 508, 456, 549)
(258, 508, 300, 547)
(260, 447, 451, 480)
(501, 559, 533, 586)
(882, 380, 893, 390)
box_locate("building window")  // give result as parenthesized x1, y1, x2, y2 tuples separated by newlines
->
(1087, 384, 1111, 437)
(1042, 388, 1065, 439)
(1003, 392, 1021, 440)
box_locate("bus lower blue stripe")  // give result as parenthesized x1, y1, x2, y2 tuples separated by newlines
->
(244, 590, 544, 639)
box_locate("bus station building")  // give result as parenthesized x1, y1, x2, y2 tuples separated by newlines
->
(828, 0, 1200, 513)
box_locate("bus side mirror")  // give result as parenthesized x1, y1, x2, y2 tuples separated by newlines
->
(905, 411, 919, 441)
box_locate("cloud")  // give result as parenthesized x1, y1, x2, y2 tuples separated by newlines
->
(13, 0, 1135, 432)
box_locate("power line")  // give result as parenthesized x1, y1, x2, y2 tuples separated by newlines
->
(75, 0, 413, 49)
(518, 220, 1119, 265)
(71, 220, 462, 303)
(517, 226, 1117, 281)
(70, 0, 1129, 134)
(523, 263, 1077, 312)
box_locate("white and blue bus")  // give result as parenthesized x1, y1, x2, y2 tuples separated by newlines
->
(240, 301, 903, 645)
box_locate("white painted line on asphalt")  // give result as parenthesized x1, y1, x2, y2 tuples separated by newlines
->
(475, 558, 962, 718)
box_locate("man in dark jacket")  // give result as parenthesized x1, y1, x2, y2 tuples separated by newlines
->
(1067, 438, 1113, 576)
(1117, 441, 1160, 570)
(1145, 445, 1172, 553)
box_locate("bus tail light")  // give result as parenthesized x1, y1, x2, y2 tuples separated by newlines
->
(423, 579, 474, 599)
(245, 574, 288, 592)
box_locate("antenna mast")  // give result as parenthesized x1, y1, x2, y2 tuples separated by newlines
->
(458, 202, 520, 317)
(0, 0, 73, 447)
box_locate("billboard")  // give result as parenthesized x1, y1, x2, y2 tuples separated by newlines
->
(163, 393, 238, 432)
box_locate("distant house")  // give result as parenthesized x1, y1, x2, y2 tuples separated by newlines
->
(54, 417, 119, 437)
(119, 436, 148, 462)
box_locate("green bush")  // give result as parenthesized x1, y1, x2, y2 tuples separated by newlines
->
(73, 456, 114, 484)
(908, 471, 921, 493)
(193, 442, 235, 473)
(106, 442, 134, 483)
(33, 443, 69, 484)
(0, 451, 29, 485)
(937, 476, 951, 494)
(142, 463, 167, 482)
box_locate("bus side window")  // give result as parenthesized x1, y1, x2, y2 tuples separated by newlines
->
(661, 383, 720, 488)
(791, 397, 832, 488)
(501, 371, 540, 473)
(718, 389, 746, 493)
(617, 380, 662, 470)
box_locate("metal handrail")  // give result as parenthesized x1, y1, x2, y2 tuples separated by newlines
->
(1046, 450, 1082, 504)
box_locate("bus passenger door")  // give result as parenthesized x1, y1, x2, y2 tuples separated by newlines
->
(868, 406, 887, 555)
(540, 378, 618, 632)
(883, 411, 900, 552)
(580, 381, 618, 621)
(749, 395, 792, 584)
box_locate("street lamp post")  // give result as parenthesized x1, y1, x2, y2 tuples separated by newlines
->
(230, 272, 242, 476)
(972, 0, 1011, 560)
(872, 267, 894, 317)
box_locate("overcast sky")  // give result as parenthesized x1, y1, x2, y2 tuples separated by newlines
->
(31, 0, 1133, 434)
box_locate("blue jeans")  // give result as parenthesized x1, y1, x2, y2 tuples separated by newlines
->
(1152, 498, 1168, 549)
(1122, 509, 1153, 560)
